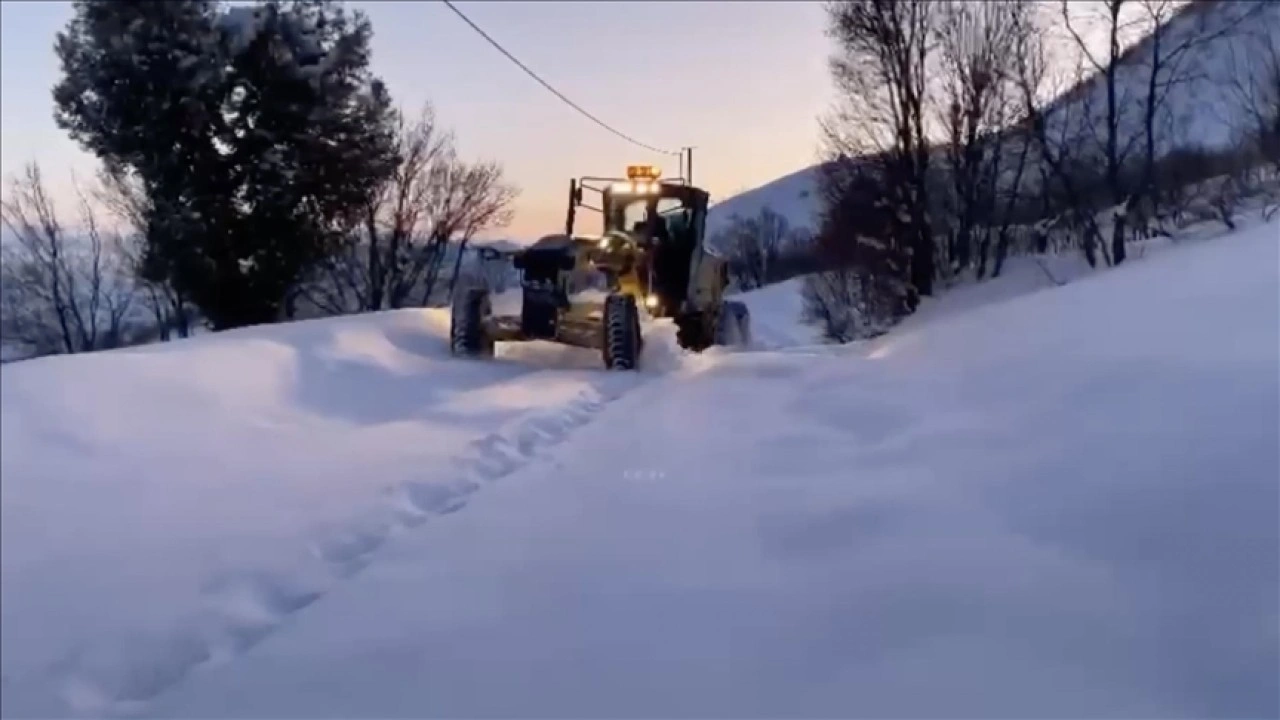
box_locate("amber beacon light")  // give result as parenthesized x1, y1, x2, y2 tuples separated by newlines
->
(625, 165, 661, 181)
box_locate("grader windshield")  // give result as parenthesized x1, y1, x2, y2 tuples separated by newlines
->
(565, 165, 709, 245)
(610, 193, 687, 241)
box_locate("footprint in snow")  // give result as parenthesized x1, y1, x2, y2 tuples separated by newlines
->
(188, 571, 325, 672)
(312, 523, 391, 578)
(202, 571, 322, 632)
(400, 478, 478, 516)
(41, 386, 640, 718)
(55, 626, 213, 714)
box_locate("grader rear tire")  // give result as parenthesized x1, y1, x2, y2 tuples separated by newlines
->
(450, 287, 495, 358)
(602, 294, 641, 370)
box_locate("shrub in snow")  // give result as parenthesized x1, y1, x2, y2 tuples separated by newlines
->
(800, 265, 905, 343)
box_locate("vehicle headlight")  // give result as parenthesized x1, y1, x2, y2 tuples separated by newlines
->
(645, 294, 659, 308)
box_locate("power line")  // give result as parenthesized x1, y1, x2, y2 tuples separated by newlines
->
(440, 0, 680, 158)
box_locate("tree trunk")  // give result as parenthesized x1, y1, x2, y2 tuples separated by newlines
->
(447, 237, 472, 299)
(910, 225, 934, 296)
(1105, 3, 1126, 266)
(1112, 213, 1127, 266)
(993, 227, 1012, 277)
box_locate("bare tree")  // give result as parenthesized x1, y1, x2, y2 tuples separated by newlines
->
(0, 163, 135, 358)
(1016, 12, 1108, 267)
(934, 0, 1030, 279)
(1060, 0, 1149, 265)
(300, 104, 517, 316)
(991, 126, 1036, 277)
(1135, 0, 1190, 232)
(94, 166, 193, 340)
(305, 105, 452, 315)
(717, 207, 804, 290)
(984, 7, 1045, 279)
(1133, 1, 1264, 234)
(1223, 21, 1280, 177)
(425, 158, 518, 305)
(822, 0, 937, 297)
(1052, 0, 1248, 259)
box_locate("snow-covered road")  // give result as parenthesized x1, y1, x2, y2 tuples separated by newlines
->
(3, 220, 1277, 718)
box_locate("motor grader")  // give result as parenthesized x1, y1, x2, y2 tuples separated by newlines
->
(449, 165, 750, 370)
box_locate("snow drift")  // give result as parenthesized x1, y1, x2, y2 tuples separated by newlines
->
(3, 213, 1276, 717)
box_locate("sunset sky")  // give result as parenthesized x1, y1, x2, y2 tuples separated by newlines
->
(0, 1, 833, 241)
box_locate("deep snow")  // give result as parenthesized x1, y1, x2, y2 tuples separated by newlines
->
(2, 218, 1278, 718)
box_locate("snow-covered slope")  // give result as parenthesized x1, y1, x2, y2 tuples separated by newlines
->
(733, 276, 818, 348)
(3, 215, 1276, 718)
(705, 1, 1279, 240)
(706, 164, 822, 237)
(1044, 0, 1280, 158)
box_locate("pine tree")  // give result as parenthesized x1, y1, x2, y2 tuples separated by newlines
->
(53, 0, 399, 329)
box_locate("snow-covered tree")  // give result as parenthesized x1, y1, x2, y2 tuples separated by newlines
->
(53, 0, 400, 330)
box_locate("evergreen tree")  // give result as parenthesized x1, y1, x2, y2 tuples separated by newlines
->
(54, 0, 399, 329)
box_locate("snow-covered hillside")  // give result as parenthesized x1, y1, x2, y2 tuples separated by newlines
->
(2, 211, 1275, 718)
(706, 0, 1280, 240)
(1044, 0, 1280, 158)
(706, 164, 822, 237)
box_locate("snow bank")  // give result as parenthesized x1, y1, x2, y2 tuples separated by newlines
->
(733, 276, 822, 349)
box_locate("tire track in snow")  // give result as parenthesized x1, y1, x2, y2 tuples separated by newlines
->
(51, 370, 657, 718)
